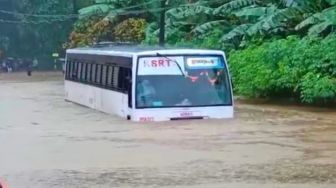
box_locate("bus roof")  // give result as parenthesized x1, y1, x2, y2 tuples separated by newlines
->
(66, 45, 224, 57)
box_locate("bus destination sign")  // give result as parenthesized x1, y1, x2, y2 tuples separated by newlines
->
(186, 57, 223, 69)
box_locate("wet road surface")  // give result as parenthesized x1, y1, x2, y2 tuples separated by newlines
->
(0, 72, 336, 188)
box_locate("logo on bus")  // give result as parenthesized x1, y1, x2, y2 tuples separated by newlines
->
(144, 59, 171, 68)
(138, 57, 185, 76)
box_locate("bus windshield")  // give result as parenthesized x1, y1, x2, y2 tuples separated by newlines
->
(136, 55, 232, 108)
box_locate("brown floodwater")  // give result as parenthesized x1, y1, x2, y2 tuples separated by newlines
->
(0, 72, 335, 188)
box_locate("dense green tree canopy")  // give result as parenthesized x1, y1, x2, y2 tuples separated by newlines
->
(3, 0, 334, 57)
(69, 0, 336, 48)
(0, 0, 77, 59)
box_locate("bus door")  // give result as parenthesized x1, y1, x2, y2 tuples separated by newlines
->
(120, 67, 132, 118)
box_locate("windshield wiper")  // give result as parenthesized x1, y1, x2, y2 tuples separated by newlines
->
(156, 53, 186, 77)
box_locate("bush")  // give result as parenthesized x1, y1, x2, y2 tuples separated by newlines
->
(300, 73, 336, 103)
(64, 16, 113, 48)
(229, 35, 336, 104)
(114, 18, 147, 43)
(65, 17, 147, 48)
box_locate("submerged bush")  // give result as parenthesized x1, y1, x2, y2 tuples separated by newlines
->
(229, 35, 336, 104)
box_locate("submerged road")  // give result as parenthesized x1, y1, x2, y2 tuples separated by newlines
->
(0, 72, 336, 188)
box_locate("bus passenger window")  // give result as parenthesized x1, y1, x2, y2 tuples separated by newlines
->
(86, 63, 91, 82)
(67, 61, 72, 79)
(100, 65, 104, 85)
(81, 62, 86, 81)
(113, 66, 119, 89)
(77, 62, 82, 81)
(72, 62, 77, 80)
(96, 64, 101, 84)
(91, 64, 96, 84)
(107, 66, 113, 88)
(118, 67, 125, 90)
(102, 65, 107, 86)
(125, 69, 131, 90)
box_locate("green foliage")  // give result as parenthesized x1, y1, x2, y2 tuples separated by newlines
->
(229, 35, 336, 104)
(77, 0, 152, 21)
(166, 5, 213, 21)
(191, 20, 231, 35)
(175, 28, 225, 49)
(79, 4, 114, 19)
(300, 73, 336, 103)
(232, 5, 277, 18)
(296, 6, 336, 36)
(0, 0, 74, 69)
(143, 22, 158, 45)
(221, 24, 251, 41)
(72, 0, 336, 105)
(76, 0, 336, 50)
(161, 0, 336, 48)
(214, 0, 257, 15)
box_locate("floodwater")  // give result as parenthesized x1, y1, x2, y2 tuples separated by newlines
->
(0, 72, 336, 188)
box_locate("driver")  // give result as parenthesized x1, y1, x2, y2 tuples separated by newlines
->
(137, 80, 156, 107)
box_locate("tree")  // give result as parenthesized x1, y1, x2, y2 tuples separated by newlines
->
(77, 0, 151, 22)
(0, 0, 75, 65)
(68, 0, 336, 48)
(155, 0, 336, 48)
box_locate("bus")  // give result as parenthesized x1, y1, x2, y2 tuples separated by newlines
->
(65, 45, 233, 122)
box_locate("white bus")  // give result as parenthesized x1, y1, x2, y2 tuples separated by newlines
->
(65, 45, 233, 122)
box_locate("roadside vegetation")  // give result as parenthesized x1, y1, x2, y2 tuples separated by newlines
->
(230, 35, 336, 104)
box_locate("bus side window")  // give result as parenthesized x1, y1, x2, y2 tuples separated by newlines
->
(102, 65, 107, 87)
(81, 62, 86, 82)
(91, 64, 96, 84)
(87, 63, 91, 82)
(72, 61, 77, 80)
(66, 61, 71, 79)
(117, 67, 124, 91)
(100, 65, 104, 85)
(96, 64, 102, 85)
(69, 61, 72, 80)
(113, 66, 119, 89)
(107, 66, 113, 88)
(77, 62, 82, 81)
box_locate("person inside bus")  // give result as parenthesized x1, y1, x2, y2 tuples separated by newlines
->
(137, 79, 157, 107)
(174, 78, 193, 106)
(186, 68, 226, 106)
